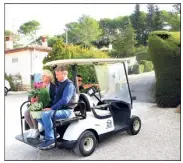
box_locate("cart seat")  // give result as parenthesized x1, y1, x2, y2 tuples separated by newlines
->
(94, 109, 111, 116)
(55, 116, 83, 127)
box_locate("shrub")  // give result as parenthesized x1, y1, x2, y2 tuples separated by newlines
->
(136, 51, 151, 61)
(5, 73, 23, 91)
(148, 31, 180, 107)
(139, 60, 154, 72)
(134, 45, 148, 53)
(132, 64, 144, 74)
(43, 40, 109, 84)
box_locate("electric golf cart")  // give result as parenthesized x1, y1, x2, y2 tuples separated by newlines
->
(15, 58, 141, 157)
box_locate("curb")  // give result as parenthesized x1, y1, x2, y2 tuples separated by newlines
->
(8, 91, 28, 95)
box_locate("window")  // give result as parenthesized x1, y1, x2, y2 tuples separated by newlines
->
(12, 58, 18, 63)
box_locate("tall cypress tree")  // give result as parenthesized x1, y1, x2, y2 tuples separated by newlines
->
(154, 5, 164, 30)
(130, 4, 147, 45)
(146, 4, 155, 33)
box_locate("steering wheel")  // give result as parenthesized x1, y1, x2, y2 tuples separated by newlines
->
(86, 86, 102, 103)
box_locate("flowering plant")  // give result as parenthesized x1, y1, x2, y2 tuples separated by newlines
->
(29, 82, 50, 112)
(29, 101, 43, 111)
(33, 82, 44, 89)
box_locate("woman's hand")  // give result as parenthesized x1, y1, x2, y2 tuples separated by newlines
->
(43, 108, 51, 111)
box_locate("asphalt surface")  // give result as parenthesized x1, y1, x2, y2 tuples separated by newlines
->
(5, 71, 180, 160)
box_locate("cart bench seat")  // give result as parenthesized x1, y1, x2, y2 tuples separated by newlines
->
(55, 116, 84, 127)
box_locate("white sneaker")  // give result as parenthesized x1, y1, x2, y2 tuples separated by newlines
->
(70, 111, 75, 118)
(26, 129, 33, 138)
(31, 129, 40, 138)
(39, 125, 44, 132)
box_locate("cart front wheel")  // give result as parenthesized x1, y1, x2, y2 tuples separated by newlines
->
(73, 130, 97, 157)
(127, 115, 141, 135)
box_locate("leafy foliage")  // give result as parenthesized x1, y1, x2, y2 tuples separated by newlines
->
(110, 17, 136, 58)
(136, 51, 151, 61)
(29, 102, 43, 112)
(130, 4, 147, 45)
(39, 88, 51, 108)
(43, 39, 109, 84)
(132, 64, 144, 74)
(5, 73, 23, 91)
(65, 15, 102, 47)
(19, 20, 40, 43)
(5, 30, 22, 48)
(139, 60, 154, 72)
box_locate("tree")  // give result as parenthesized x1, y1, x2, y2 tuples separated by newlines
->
(111, 17, 136, 58)
(5, 30, 22, 48)
(160, 10, 180, 31)
(146, 4, 155, 33)
(153, 5, 164, 30)
(173, 4, 180, 14)
(169, 4, 180, 31)
(130, 4, 147, 45)
(32, 35, 63, 47)
(65, 15, 102, 47)
(5, 30, 12, 37)
(65, 22, 80, 44)
(168, 12, 180, 31)
(43, 39, 109, 84)
(19, 20, 40, 43)
(97, 17, 122, 48)
(76, 15, 102, 47)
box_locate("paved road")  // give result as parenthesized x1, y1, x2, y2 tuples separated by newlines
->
(5, 72, 180, 160)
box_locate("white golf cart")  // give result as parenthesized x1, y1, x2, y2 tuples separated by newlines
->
(15, 58, 141, 157)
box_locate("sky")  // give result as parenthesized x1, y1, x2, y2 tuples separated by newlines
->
(5, 4, 175, 36)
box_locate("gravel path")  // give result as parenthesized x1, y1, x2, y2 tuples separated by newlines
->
(5, 71, 180, 160)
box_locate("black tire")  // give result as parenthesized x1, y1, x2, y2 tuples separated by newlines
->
(127, 115, 141, 135)
(73, 130, 97, 157)
(5, 87, 8, 96)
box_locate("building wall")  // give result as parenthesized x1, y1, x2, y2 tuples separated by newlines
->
(5, 50, 31, 84)
(32, 50, 48, 74)
(5, 50, 48, 85)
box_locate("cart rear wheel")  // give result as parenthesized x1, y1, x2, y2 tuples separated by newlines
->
(127, 115, 141, 135)
(73, 130, 97, 157)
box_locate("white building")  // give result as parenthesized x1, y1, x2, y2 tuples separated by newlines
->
(5, 36, 51, 89)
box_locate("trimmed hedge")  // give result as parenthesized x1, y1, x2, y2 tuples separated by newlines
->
(133, 64, 144, 74)
(136, 51, 151, 61)
(139, 60, 154, 72)
(148, 31, 180, 107)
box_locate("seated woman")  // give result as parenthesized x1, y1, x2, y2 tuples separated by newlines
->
(24, 70, 56, 139)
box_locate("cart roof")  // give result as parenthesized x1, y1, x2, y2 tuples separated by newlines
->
(44, 58, 130, 67)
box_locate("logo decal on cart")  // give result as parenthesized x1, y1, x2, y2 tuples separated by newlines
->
(106, 120, 112, 129)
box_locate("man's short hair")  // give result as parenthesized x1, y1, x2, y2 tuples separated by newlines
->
(55, 65, 68, 72)
(77, 74, 82, 78)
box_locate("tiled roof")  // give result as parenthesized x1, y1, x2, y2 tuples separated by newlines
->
(5, 44, 52, 54)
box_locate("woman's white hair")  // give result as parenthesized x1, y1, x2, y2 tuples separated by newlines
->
(42, 69, 54, 83)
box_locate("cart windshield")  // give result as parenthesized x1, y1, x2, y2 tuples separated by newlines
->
(94, 63, 131, 104)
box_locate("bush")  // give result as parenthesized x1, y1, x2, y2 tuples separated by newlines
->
(134, 45, 148, 53)
(43, 40, 109, 84)
(139, 60, 154, 72)
(132, 64, 144, 74)
(148, 31, 180, 107)
(136, 51, 151, 61)
(5, 73, 23, 91)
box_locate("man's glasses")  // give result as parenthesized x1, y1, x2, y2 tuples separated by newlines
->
(78, 79, 82, 82)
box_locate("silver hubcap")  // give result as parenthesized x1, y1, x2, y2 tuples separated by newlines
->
(83, 137, 94, 152)
(133, 120, 140, 131)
